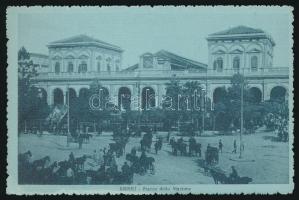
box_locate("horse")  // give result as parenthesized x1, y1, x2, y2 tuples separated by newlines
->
(75, 155, 87, 171)
(141, 132, 153, 152)
(40, 161, 59, 184)
(18, 151, 33, 183)
(155, 138, 163, 154)
(194, 143, 201, 157)
(109, 143, 122, 157)
(178, 142, 187, 156)
(18, 150, 32, 164)
(32, 156, 51, 171)
(171, 141, 178, 156)
(126, 153, 138, 164)
(30, 156, 51, 183)
(210, 168, 228, 184)
(145, 157, 155, 174)
(210, 168, 252, 184)
(110, 139, 127, 157)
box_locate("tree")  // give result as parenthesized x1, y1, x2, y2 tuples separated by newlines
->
(163, 79, 203, 134)
(163, 76, 181, 110)
(18, 47, 44, 130)
(181, 81, 202, 112)
(213, 73, 263, 132)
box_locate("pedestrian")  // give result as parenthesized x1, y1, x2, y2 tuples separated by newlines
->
(121, 162, 132, 183)
(218, 139, 223, 153)
(98, 149, 104, 166)
(241, 141, 245, 152)
(111, 152, 117, 167)
(207, 143, 211, 151)
(66, 166, 74, 184)
(78, 134, 83, 149)
(232, 139, 237, 154)
(167, 131, 171, 143)
(154, 141, 159, 154)
(92, 150, 98, 163)
(68, 152, 75, 168)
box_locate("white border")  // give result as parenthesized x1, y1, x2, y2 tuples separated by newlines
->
(6, 6, 294, 195)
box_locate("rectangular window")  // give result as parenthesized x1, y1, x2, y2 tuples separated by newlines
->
(78, 62, 87, 73)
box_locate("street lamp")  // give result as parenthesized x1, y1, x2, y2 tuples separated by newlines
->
(67, 86, 70, 147)
(146, 88, 150, 110)
(99, 88, 103, 108)
(37, 88, 43, 134)
(239, 79, 244, 159)
(201, 88, 206, 135)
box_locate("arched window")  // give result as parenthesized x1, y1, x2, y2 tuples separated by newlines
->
(96, 55, 102, 72)
(106, 58, 111, 73)
(115, 59, 120, 72)
(67, 62, 74, 73)
(213, 57, 223, 72)
(54, 62, 60, 74)
(213, 60, 217, 70)
(97, 62, 101, 72)
(233, 56, 240, 71)
(107, 64, 111, 72)
(251, 56, 258, 71)
(78, 61, 87, 73)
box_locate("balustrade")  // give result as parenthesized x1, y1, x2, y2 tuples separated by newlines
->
(33, 66, 289, 81)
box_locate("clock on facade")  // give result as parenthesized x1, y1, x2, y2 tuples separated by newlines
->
(143, 55, 153, 68)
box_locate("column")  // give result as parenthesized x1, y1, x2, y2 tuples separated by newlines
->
(47, 87, 53, 106)
(63, 90, 67, 105)
(157, 84, 165, 108)
(90, 50, 94, 72)
(132, 82, 140, 111)
(75, 59, 79, 73)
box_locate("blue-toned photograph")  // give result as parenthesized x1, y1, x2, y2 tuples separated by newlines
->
(8, 6, 293, 193)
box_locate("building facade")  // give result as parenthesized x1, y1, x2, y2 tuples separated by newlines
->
(32, 26, 289, 110)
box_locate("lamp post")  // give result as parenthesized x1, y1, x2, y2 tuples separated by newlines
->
(99, 88, 103, 109)
(211, 102, 216, 131)
(146, 88, 150, 110)
(201, 88, 206, 135)
(239, 80, 244, 159)
(67, 86, 70, 147)
(37, 88, 43, 134)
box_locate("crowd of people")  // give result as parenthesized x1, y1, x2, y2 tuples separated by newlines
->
(264, 113, 288, 142)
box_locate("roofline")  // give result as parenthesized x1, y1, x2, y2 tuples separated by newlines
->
(156, 50, 207, 68)
(47, 42, 124, 52)
(122, 64, 139, 71)
(29, 52, 49, 58)
(206, 33, 275, 46)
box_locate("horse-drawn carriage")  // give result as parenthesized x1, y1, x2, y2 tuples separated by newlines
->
(125, 152, 155, 175)
(109, 142, 124, 157)
(209, 167, 252, 184)
(205, 146, 219, 165)
(140, 132, 153, 152)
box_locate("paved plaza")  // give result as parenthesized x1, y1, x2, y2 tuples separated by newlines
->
(19, 128, 289, 184)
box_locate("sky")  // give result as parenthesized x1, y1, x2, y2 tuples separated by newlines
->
(17, 6, 293, 68)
